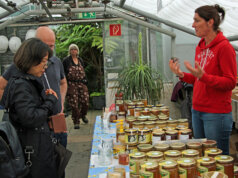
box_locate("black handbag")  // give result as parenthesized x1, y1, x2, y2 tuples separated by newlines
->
(54, 143, 72, 178)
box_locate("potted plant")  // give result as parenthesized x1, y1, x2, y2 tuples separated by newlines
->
(117, 32, 163, 103)
(90, 92, 105, 110)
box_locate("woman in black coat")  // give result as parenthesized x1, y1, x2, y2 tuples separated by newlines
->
(1, 38, 58, 178)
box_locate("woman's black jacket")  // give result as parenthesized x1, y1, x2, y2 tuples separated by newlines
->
(1, 72, 58, 178)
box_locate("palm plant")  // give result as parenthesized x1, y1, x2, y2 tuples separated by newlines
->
(118, 32, 163, 102)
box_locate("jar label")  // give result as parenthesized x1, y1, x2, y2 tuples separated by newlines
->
(179, 134, 189, 140)
(166, 135, 171, 140)
(135, 111, 140, 117)
(140, 170, 153, 178)
(116, 106, 119, 111)
(160, 168, 170, 178)
(178, 167, 187, 178)
(125, 135, 138, 144)
(129, 160, 137, 174)
(138, 134, 151, 144)
(216, 163, 225, 173)
(152, 136, 162, 144)
(197, 165, 208, 177)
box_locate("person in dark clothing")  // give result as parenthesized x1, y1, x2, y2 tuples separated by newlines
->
(1, 38, 58, 178)
(63, 44, 89, 129)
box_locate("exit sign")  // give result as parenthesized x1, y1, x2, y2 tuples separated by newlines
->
(78, 12, 96, 19)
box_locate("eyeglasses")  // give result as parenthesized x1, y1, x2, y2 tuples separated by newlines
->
(42, 61, 49, 69)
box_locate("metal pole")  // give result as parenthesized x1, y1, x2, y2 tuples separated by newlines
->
(0, 0, 15, 12)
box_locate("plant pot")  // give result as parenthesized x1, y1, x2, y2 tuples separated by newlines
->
(92, 95, 105, 110)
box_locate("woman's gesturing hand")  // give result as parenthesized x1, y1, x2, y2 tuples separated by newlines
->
(169, 59, 184, 78)
(184, 61, 204, 79)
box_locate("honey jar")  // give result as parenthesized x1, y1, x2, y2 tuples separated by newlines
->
(165, 129, 178, 140)
(129, 152, 146, 175)
(125, 129, 138, 146)
(137, 144, 153, 153)
(146, 151, 164, 163)
(179, 128, 193, 140)
(164, 150, 182, 161)
(134, 107, 143, 117)
(154, 143, 170, 154)
(141, 99, 148, 107)
(126, 145, 138, 154)
(182, 149, 199, 159)
(158, 115, 169, 121)
(138, 129, 151, 144)
(178, 118, 189, 128)
(197, 157, 216, 177)
(152, 129, 165, 144)
(177, 158, 198, 178)
(117, 111, 126, 120)
(126, 116, 136, 128)
(144, 121, 156, 130)
(127, 105, 135, 116)
(187, 142, 203, 157)
(159, 107, 169, 117)
(133, 121, 144, 130)
(203, 171, 228, 178)
(141, 110, 150, 116)
(147, 116, 158, 122)
(114, 167, 126, 178)
(170, 142, 186, 151)
(205, 148, 222, 158)
(215, 155, 234, 178)
(116, 129, 125, 144)
(113, 144, 126, 159)
(155, 120, 167, 129)
(159, 159, 179, 178)
(202, 140, 217, 156)
(234, 165, 238, 178)
(116, 100, 124, 112)
(136, 102, 144, 108)
(137, 116, 148, 122)
(156, 104, 164, 107)
(151, 109, 160, 116)
(167, 119, 178, 128)
(140, 161, 159, 178)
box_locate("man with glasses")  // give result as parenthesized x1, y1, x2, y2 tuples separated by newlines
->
(0, 26, 68, 149)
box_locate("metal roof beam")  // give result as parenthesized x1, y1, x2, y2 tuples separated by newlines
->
(0, 0, 15, 13)
(38, 0, 54, 21)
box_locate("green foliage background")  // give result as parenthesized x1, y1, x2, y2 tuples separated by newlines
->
(54, 23, 104, 93)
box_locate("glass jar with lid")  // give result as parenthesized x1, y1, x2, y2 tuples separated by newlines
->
(127, 105, 135, 117)
(141, 110, 150, 116)
(140, 161, 159, 178)
(177, 157, 198, 178)
(197, 157, 216, 177)
(137, 144, 153, 153)
(117, 111, 126, 121)
(137, 115, 148, 122)
(129, 152, 146, 175)
(215, 155, 234, 178)
(125, 129, 138, 146)
(154, 143, 170, 154)
(167, 119, 178, 128)
(158, 115, 169, 121)
(134, 107, 143, 117)
(152, 129, 165, 144)
(144, 121, 156, 130)
(164, 150, 182, 161)
(155, 120, 167, 129)
(146, 151, 164, 164)
(138, 129, 151, 144)
(202, 140, 217, 156)
(178, 118, 189, 128)
(170, 142, 186, 151)
(159, 159, 179, 178)
(133, 121, 144, 130)
(159, 107, 169, 117)
(203, 171, 228, 178)
(151, 109, 160, 116)
(205, 148, 222, 158)
(179, 129, 192, 140)
(116, 100, 124, 112)
(186, 142, 203, 157)
(165, 130, 178, 140)
(182, 149, 199, 159)
(126, 116, 136, 128)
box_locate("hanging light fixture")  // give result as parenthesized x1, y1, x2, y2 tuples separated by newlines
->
(9, 36, 21, 53)
(0, 35, 9, 53)
(25, 29, 36, 40)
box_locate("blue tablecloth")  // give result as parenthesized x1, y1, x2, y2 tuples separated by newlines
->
(88, 116, 129, 178)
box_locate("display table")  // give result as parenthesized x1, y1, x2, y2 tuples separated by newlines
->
(88, 116, 129, 178)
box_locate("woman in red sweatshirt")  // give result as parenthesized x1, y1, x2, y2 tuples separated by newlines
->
(169, 4, 237, 155)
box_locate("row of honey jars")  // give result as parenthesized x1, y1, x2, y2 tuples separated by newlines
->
(130, 155, 234, 178)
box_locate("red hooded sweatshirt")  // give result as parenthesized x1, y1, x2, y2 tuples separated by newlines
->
(181, 31, 237, 113)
